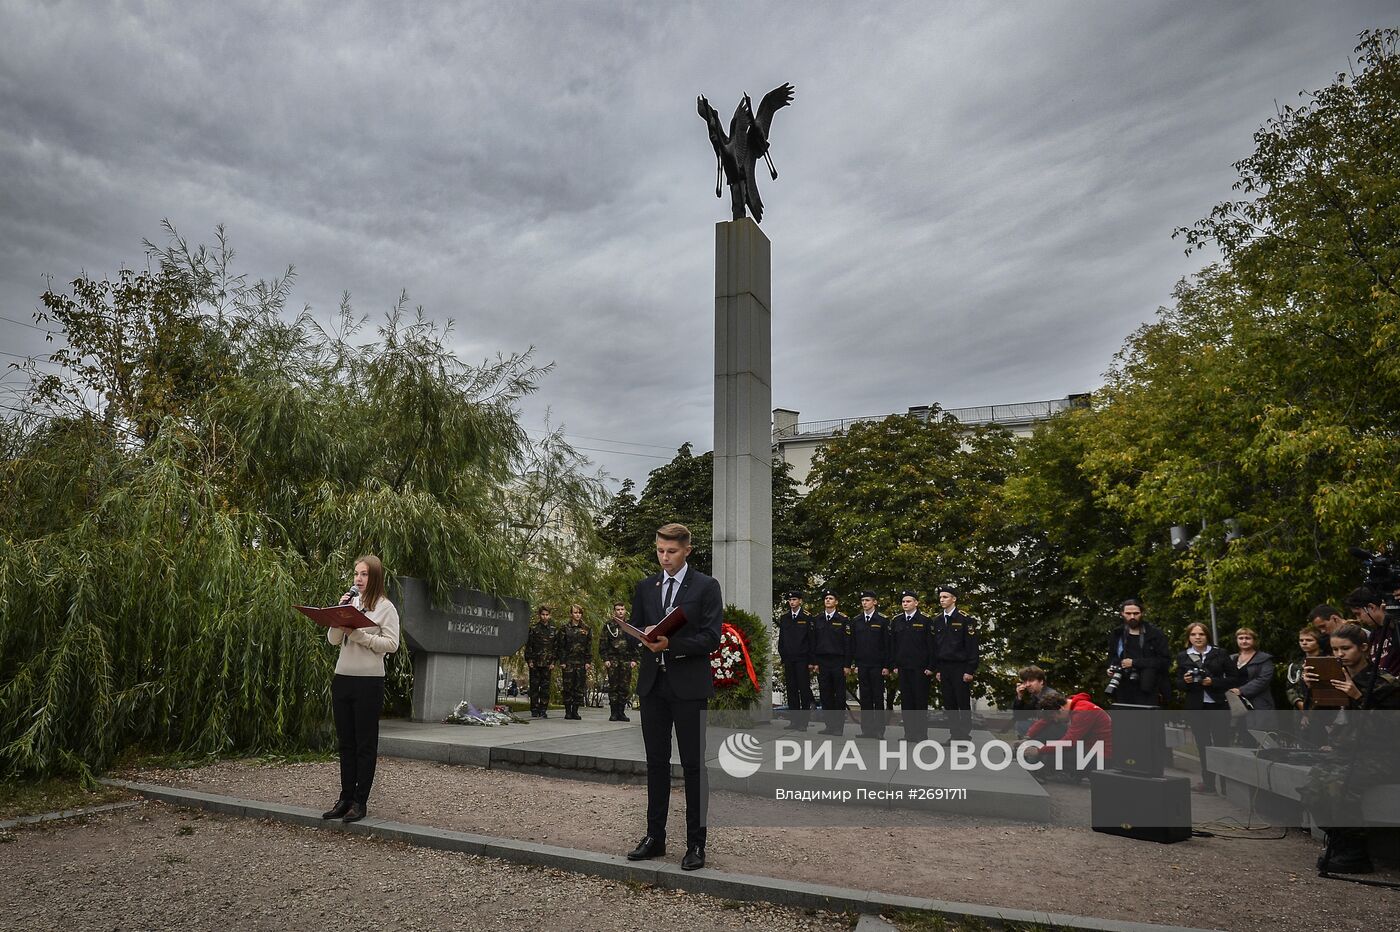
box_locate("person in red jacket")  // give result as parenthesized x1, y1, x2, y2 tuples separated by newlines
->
(1022, 691, 1113, 778)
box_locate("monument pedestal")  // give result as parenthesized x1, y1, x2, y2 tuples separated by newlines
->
(712, 218, 773, 718)
(393, 578, 529, 723)
(411, 653, 501, 722)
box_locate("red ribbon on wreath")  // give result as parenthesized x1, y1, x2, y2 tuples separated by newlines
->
(710, 621, 760, 691)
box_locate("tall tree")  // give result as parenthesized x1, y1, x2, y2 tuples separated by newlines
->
(0, 226, 608, 777)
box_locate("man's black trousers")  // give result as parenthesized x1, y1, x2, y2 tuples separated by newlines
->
(639, 671, 708, 848)
(899, 667, 931, 741)
(782, 660, 814, 727)
(937, 663, 974, 740)
(857, 666, 886, 737)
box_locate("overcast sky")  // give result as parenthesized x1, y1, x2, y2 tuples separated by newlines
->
(1, 2, 1392, 489)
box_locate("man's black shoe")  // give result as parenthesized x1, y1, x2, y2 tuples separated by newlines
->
(321, 800, 351, 820)
(342, 803, 366, 823)
(681, 845, 705, 871)
(626, 835, 665, 860)
(617, 711, 630, 722)
(1321, 852, 1374, 874)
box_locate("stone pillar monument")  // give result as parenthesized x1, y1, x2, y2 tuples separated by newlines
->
(712, 217, 773, 716)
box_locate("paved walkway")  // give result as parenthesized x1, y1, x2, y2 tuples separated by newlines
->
(381, 709, 1052, 821)
(101, 777, 1219, 932)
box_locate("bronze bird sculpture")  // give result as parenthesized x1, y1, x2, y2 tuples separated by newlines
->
(697, 82, 794, 223)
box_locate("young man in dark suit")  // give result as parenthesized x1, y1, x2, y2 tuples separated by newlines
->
(932, 586, 979, 742)
(625, 522, 724, 871)
(886, 589, 934, 743)
(775, 590, 816, 729)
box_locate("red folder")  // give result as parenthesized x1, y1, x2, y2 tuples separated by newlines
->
(295, 604, 376, 629)
(617, 605, 688, 644)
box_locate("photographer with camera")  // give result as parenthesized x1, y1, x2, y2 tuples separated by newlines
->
(1021, 690, 1112, 782)
(1176, 622, 1232, 794)
(1343, 587, 1400, 676)
(1012, 666, 1064, 739)
(1105, 599, 1170, 707)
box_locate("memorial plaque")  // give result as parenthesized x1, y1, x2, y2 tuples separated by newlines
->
(394, 577, 529, 656)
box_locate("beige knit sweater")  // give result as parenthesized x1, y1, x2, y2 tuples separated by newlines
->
(327, 595, 400, 676)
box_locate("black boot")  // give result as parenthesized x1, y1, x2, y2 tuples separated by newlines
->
(617, 702, 630, 723)
(608, 702, 620, 722)
(1321, 829, 1374, 874)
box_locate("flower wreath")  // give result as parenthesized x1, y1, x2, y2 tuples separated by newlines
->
(711, 621, 760, 691)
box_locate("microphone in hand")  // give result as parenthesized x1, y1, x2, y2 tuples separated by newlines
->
(340, 584, 360, 606)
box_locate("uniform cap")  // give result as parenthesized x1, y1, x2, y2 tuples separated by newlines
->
(937, 585, 959, 599)
(784, 590, 806, 600)
(899, 589, 919, 600)
(859, 590, 877, 599)
(820, 588, 837, 598)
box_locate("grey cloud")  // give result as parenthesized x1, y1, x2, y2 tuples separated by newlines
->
(0, 0, 1394, 486)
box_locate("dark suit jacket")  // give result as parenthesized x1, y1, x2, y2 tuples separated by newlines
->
(933, 608, 980, 670)
(632, 565, 724, 701)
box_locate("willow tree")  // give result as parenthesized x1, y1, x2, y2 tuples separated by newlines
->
(0, 225, 603, 777)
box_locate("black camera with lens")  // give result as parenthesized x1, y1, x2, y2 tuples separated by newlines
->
(1105, 664, 1139, 696)
(1351, 543, 1400, 614)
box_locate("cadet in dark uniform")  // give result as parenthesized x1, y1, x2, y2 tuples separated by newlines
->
(555, 603, 593, 720)
(851, 590, 890, 739)
(886, 589, 934, 743)
(812, 589, 853, 736)
(601, 601, 639, 721)
(776, 591, 816, 730)
(933, 586, 979, 742)
(524, 605, 557, 718)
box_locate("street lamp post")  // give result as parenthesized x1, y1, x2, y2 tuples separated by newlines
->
(1169, 518, 1240, 645)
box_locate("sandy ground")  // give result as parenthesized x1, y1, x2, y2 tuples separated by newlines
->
(0, 804, 854, 932)
(112, 756, 1400, 932)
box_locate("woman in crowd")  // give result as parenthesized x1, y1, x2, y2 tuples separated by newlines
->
(1227, 626, 1276, 737)
(1177, 622, 1232, 793)
(323, 554, 400, 823)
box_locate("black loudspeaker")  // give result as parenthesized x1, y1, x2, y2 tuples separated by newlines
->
(1089, 770, 1192, 844)
(1107, 705, 1166, 777)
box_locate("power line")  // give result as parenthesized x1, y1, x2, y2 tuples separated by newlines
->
(567, 443, 671, 461)
(0, 313, 59, 335)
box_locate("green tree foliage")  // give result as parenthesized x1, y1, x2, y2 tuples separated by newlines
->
(799, 411, 1015, 604)
(1001, 30, 1400, 698)
(0, 226, 605, 777)
(601, 443, 715, 573)
(599, 446, 812, 607)
(771, 458, 815, 602)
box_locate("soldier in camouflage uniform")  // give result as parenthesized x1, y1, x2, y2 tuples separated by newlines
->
(524, 605, 557, 718)
(555, 603, 594, 720)
(1298, 623, 1400, 874)
(600, 601, 640, 721)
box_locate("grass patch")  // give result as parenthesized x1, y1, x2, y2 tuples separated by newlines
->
(254, 748, 335, 766)
(0, 777, 132, 820)
(889, 911, 1062, 932)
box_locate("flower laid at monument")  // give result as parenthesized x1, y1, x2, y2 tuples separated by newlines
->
(444, 702, 528, 726)
(711, 623, 759, 690)
(708, 605, 770, 714)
